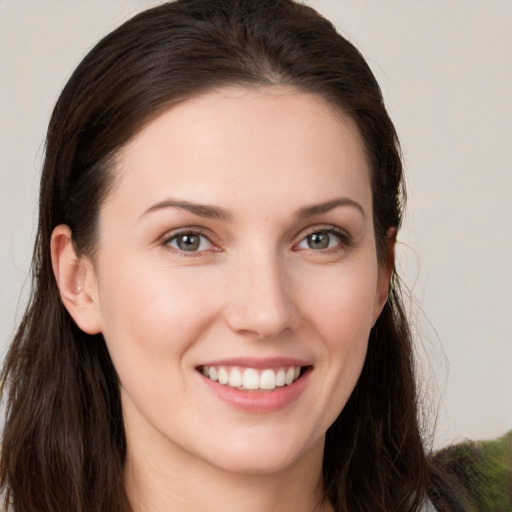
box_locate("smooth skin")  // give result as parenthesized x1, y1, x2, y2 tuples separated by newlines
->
(51, 86, 394, 512)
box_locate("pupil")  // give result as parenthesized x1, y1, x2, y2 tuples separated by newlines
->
(308, 232, 329, 249)
(178, 234, 200, 251)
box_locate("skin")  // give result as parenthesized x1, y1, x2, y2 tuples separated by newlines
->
(52, 85, 394, 512)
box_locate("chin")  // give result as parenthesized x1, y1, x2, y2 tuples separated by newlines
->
(199, 427, 324, 476)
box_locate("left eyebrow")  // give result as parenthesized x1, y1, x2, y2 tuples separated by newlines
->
(296, 197, 366, 219)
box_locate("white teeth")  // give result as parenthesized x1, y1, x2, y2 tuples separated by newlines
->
(218, 367, 229, 385)
(260, 369, 276, 390)
(229, 367, 243, 387)
(242, 368, 259, 390)
(200, 365, 304, 390)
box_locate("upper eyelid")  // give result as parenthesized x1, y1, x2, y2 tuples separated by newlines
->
(298, 224, 351, 240)
(162, 226, 216, 243)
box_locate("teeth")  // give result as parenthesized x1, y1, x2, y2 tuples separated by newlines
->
(218, 367, 229, 385)
(260, 369, 276, 390)
(200, 365, 303, 391)
(242, 368, 259, 390)
(229, 367, 243, 387)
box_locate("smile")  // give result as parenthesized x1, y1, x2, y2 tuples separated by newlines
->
(199, 365, 304, 391)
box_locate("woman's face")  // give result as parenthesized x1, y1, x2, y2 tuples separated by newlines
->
(84, 86, 391, 475)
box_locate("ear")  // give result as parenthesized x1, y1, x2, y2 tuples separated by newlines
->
(372, 227, 397, 325)
(50, 225, 102, 334)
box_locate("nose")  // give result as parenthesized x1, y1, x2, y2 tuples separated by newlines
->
(223, 250, 298, 339)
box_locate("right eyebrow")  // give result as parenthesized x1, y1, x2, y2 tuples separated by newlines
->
(140, 199, 232, 221)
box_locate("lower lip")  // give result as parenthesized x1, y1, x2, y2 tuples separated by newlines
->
(199, 369, 311, 413)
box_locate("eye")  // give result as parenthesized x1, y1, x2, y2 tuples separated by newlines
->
(166, 232, 214, 253)
(295, 229, 348, 251)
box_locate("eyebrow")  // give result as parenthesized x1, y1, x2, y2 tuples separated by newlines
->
(141, 196, 365, 221)
(141, 199, 232, 221)
(296, 197, 366, 219)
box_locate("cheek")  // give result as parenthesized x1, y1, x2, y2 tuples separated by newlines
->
(300, 258, 379, 341)
(318, 281, 373, 379)
(95, 256, 223, 371)
(297, 260, 379, 413)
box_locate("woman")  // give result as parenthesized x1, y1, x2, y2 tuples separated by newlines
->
(0, 0, 465, 510)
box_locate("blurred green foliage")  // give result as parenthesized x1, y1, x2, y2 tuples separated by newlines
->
(435, 430, 512, 511)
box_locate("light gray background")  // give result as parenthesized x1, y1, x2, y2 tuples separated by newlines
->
(1, 0, 511, 448)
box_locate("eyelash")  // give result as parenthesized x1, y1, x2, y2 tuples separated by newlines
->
(293, 226, 352, 253)
(163, 228, 218, 256)
(162, 225, 352, 256)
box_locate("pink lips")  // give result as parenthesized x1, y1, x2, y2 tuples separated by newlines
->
(199, 357, 311, 368)
(197, 357, 312, 413)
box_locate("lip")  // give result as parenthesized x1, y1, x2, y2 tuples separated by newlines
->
(197, 358, 313, 413)
(198, 357, 311, 369)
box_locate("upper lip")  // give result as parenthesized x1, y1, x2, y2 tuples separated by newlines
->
(197, 357, 312, 369)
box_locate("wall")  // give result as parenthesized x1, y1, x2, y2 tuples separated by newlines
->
(1, 0, 511, 448)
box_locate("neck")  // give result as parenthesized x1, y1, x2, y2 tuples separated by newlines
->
(125, 434, 331, 512)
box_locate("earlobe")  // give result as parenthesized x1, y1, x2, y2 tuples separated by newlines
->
(50, 225, 102, 334)
(372, 227, 397, 325)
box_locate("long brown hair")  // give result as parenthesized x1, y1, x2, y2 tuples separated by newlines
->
(1, 1, 464, 510)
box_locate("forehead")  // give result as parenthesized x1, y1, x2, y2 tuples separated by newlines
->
(110, 85, 372, 218)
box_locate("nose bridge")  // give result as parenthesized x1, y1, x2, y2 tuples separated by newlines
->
(224, 245, 296, 339)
